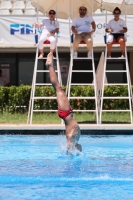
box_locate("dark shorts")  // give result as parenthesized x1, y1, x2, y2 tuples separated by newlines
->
(112, 33, 124, 41)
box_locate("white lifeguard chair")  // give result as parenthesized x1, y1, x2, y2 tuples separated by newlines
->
(67, 36, 99, 124)
(98, 0, 133, 123)
(99, 39, 132, 124)
(27, 36, 61, 124)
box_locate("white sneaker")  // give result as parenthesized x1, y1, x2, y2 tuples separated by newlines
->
(87, 52, 92, 58)
(73, 52, 78, 58)
(38, 54, 44, 59)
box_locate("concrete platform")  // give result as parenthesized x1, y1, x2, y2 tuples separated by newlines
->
(0, 124, 133, 134)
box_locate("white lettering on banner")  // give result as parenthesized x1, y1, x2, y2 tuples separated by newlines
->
(0, 15, 133, 44)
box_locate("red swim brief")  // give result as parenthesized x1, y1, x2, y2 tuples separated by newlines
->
(58, 106, 73, 119)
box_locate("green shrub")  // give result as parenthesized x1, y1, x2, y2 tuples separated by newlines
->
(7, 85, 31, 113)
(0, 85, 132, 113)
(0, 86, 9, 113)
(103, 86, 129, 110)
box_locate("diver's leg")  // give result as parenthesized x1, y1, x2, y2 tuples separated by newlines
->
(46, 53, 70, 110)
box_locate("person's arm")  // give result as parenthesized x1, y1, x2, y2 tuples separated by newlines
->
(32, 22, 43, 28)
(119, 20, 127, 33)
(105, 28, 113, 33)
(71, 18, 78, 34)
(91, 21, 96, 32)
(51, 28, 59, 34)
(105, 21, 113, 33)
(66, 125, 81, 153)
(71, 26, 78, 34)
(119, 27, 127, 33)
(51, 21, 59, 34)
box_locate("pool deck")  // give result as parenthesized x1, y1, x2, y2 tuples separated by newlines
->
(0, 124, 133, 134)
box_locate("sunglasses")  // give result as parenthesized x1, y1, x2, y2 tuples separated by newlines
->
(49, 12, 55, 15)
(80, 8, 86, 11)
(114, 12, 120, 14)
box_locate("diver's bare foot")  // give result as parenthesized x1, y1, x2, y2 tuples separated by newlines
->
(46, 53, 53, 66)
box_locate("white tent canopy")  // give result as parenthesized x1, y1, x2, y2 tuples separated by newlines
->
(96, 0, 133, 14)
(125, 0, 133, 4)
(31, 0, 133, 17)
(32, 0, 101, 19)
(96, 0, 123, 3)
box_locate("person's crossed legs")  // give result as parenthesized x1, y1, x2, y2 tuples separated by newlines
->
(46, 53, 82, 154)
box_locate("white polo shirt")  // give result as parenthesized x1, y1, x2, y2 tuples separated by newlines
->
(106, 18, 127, 33)
(41, 19, 59, 34)
(72, 15, 94, 33)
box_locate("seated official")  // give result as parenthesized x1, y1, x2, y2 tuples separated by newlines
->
(105, 7, 127, 58)
(33, 10, 59, 59)
(71, 6, 96, 58)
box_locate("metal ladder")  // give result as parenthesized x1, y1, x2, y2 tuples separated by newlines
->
(27, 37, 61, 124)
(99, 43, 132, 123)
(67, 40, 99, 124)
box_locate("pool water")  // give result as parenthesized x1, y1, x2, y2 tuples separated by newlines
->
(0, 134, 133, 200)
